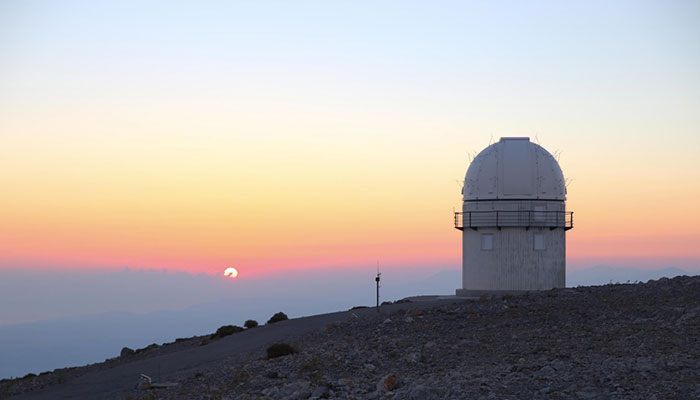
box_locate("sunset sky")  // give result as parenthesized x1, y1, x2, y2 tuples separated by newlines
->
(2, 0, 699, 278)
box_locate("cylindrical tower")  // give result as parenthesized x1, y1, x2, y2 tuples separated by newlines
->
(455, 137, 573, 295)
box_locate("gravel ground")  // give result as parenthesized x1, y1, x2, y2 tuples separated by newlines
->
(4, 275, 699, 400)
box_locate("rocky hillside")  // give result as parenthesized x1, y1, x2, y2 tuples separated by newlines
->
(4, 275, 700, 399)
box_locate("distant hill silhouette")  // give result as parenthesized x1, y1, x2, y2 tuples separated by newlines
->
(567, 266, 690, 287)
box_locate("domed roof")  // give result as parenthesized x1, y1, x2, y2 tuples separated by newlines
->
(463, 137, 566, 201)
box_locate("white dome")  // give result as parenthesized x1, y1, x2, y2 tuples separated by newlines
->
(463, 137, 566, 201)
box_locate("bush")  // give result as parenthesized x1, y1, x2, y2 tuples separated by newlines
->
(211, 325, 244, 340)
(267, 312, 288, 324)
(266, 343, 297, 359)
(135, 344, 159, 354)
(244, 319, 258, 329)
(120, 347, 135, 357)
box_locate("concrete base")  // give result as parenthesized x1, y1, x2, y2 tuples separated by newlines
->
(455, 288, 533, 297)
(401, 295, 473, 302)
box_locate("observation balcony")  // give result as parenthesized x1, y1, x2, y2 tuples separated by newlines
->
(454, 211, 573, 231)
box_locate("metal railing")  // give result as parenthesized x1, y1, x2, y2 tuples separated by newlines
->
(454, 210, 573, 230)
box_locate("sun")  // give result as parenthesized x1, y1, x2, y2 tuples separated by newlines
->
(223, 267, 239, 279)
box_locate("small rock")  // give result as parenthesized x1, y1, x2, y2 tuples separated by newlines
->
(262, 387, 280, 396)
(406, 352, 421, 363)
(576, 389, 598, 399)
(312, 386, 330, 398)
(538, 365, 556, 378)
(633, 358, 655, 373)
(280, 381, 310, 398)
(551, 360, 568, 371)
(337, 378, 353, 387)
(383, 318, 392, 324)
(377, 374, 399, 392)
(408, 384, 432, 399)
(137, 374, 151, 390)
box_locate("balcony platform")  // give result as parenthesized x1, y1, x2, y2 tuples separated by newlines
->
(454, 211, 573, 231)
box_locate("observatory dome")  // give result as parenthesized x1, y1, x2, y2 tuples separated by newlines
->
(463, 137, 566, 201)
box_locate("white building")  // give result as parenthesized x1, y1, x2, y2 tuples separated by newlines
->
(455, 137, 573, 295)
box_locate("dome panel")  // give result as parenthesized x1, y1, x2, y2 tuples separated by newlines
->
(464, 137, 566, 201)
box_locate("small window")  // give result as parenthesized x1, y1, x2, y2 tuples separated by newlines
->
(481, 234, 493, 250)
(534, 233, 545, 250)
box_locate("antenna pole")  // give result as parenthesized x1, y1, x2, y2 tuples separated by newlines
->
(375, 261, 381, 312)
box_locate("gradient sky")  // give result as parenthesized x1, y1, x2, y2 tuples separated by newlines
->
(1, 0, 699, 277)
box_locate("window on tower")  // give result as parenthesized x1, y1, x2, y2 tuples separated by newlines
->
(481, 234, 494, 250)
(534, 233, 546, 250)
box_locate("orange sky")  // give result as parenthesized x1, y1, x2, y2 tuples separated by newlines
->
(1, 128, 698, 276)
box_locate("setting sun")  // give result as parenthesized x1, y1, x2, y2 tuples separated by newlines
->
(223, 267, 239, 279)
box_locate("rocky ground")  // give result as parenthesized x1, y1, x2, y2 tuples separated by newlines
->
(4, 275, 699, 400)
